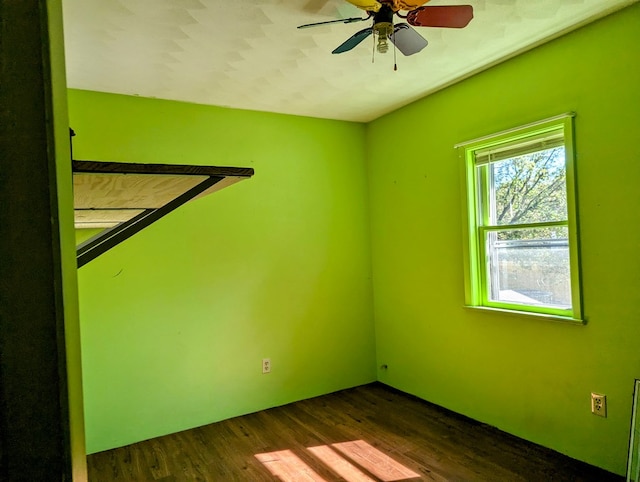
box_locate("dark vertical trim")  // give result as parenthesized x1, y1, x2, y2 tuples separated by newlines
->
(0, 0, 74, 480)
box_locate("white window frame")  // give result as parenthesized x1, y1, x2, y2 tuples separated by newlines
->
(456, 113, 583, 323)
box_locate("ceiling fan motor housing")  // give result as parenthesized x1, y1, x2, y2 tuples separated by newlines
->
(372, 3, 395, 24)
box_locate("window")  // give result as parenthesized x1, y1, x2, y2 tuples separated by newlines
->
(457, 114, 582, 321)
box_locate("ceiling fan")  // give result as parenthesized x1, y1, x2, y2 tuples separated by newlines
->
(298, 0, 473, 58)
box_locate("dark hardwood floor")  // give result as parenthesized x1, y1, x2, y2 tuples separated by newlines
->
(87, 383, 623, 481)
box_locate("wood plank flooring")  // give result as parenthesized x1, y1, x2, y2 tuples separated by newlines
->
(87, 383, 623, 481)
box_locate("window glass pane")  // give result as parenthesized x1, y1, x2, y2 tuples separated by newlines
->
(488, 146, 567, 226)
(486, 226, 571, 309)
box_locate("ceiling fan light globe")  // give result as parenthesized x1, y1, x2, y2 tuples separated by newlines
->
(374, 22, 393, 54)
(377, 37, 389, 53)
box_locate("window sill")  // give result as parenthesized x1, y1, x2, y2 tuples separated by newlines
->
(464, 305, 586, 325)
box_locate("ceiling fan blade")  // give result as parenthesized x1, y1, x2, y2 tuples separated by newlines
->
(407, 5, 473, 28)
(344, 0, 382, 12)
(297, 16, 368, 29)
(390, 23, 428, 56)
(332, 27, 373, 54)
(396, 0, 430, 10)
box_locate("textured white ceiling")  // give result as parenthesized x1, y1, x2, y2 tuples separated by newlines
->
(62, 0, 636, 122)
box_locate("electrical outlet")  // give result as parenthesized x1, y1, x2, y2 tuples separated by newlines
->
(591, 393, 607, 417)
(262, 358, 271, 374)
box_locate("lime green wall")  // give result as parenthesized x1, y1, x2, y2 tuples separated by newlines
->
(68, 90, 376, 453)
(76, 228, 103, 245)
(368, 4, 640, 475)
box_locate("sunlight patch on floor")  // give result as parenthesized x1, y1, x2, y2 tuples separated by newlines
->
(255, 439, 421, 481)
(255, 449, 327, 481)
(308, 445, 376, 482)
(332, 440, 421, 481)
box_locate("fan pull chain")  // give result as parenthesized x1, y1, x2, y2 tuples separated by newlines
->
(372, 30, 376, 63)
(393, 25, 398, 71)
